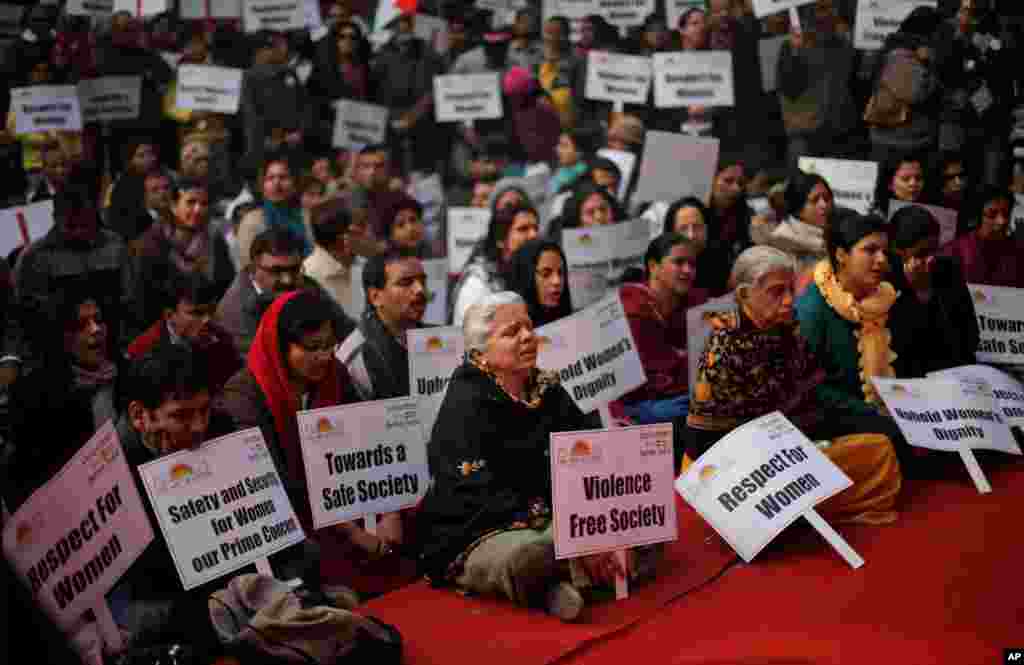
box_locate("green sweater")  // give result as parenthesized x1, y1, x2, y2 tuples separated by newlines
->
(795, 282, 878, 417)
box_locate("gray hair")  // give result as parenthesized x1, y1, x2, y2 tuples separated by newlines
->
(730, 246, 796, 299)
(463, 291, 527, 353)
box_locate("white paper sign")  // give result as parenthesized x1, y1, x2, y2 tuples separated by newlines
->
(66, 0, 113, 15)
(2, 423, 154, 629)
(596, 148, 636, 203)
(10, 86, 83, 134)
(535, 292, 646, 413)
(686, 292, 738, 394)
(759, 35, 787, 93)
(244, 0, 306, 32)
(854, 1, 937, 51)
(408, 327, 465, 438)
(180, 0, 242, 18)
(77, 77, 141, 124)
(585, 51, 652, 106)
(1011, 194, 1024, 237)
(653, 51, 735, 108)
(114, 0, 168, 15)
(798, 157, 878, 214)
(446, 207, 491, 273)
(969, 284, 1024, 366)
(176, 65, 243, 114)
(633, 132, 719, 207)
(433, 73, 503, 123)
(750, 0, 814, 19)
(666, 0, 707, 33)
(675, 411, 852, 561)
(888, 201, 957, 247)
(137, 428, 305, 590)
(595, 0, 655, 27)
(930, 365, 1024, 430)
(0, 200, 54, 257)
(422, 258, 449, 325)
(298, 398, 429, 529)
(550, 424, 677, 560)
(408, 173, 446, 250)
(562, 218, 649, 310)
(332, 99, 389, 149)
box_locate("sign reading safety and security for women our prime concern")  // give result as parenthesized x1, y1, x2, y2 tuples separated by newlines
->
(585, 51, 652, 106)
(675, 411, 852, 562)
(968, 284, 1024, 366)
(299, 397, 429, 529)
(433, 73, 503, 123)
(138, 428, 305, 590)
(551, 424, 677, 559)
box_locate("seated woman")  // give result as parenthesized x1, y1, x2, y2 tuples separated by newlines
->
(381, 195, 428, 257)
(548, 183, 623, 238)
(702, 158, 754, 295)
(888, 205, 979, 377)
(216, 289, 416, 597)
(505, 239, 574, 326)
(662, 196, 723, 296)
(687, 246, 901, 524)
(941, 186, 1024, 287)
(417, 292, 649, 622)
(874, 154, 926, 215)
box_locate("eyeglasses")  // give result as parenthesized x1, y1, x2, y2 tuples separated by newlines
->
(296, 338, 338, 353)
(256, 263, 303, 277)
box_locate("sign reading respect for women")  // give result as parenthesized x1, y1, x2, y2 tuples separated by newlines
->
(3, 423, 153, 629)
(653, 51, 735, 108)
(176, 65, 244, 115)
(138, 428, 305, 590)
(408, 327, 466, 436)
(585, 51, 652, 106)
(433, 73, 503, 123)
(968, 284, 1024, 366)
(551, 424, 677, 559)
(10, 85, 83, 134)
(562, 218, 649, 309)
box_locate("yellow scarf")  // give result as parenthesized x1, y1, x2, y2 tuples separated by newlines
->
(813, 259, 898, 405)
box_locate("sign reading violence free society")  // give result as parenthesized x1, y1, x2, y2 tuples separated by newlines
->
(138, 428, 305, 590)
(551, 423, 677, 559)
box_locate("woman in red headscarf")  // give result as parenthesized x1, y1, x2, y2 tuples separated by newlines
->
(216, 289, 418, 598)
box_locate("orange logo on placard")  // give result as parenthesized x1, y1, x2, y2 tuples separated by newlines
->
(15, 523, 32, 546)
(572, 440, 592, 456)
(537, 335, 551, 350)
(317, 417, 334, 433)
(578, 234, 593, 246)
(170, 464, 193, 480)
(891, 384, 908, 394)
(426, 336, 444, 351)
(699, 465, 718, 482)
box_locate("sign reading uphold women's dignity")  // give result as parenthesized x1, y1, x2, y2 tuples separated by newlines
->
(299, 398, 429, 529)
(535, 292, 646, 414)
(562, 218, 649, 309)
(585, 51, 652, 106)
(550, 424, 677, 560)
(176, 65, 244, 114)
(2, 423, 153, 629)
(138, 428, 305, 590)
(408, 327, 466, 436)
(968, 284, 1024, 366)
(433, 73, 503, 123)
(652, 51, 735, 108)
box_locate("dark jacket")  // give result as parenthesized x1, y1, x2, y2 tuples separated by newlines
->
(95, 42, 174, 133)
(240, 63, 313, 157)
(337, 308, 423, 401)
(777, 32, 859, 138)
(125, 319, 241, 395)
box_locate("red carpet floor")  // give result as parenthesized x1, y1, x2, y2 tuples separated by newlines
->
(365, 456, 1024, 665)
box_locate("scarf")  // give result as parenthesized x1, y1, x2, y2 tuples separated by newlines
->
(72, 360, 118, 430)
(162, 221, 212, 277)
(262, 201, 311, 256)
(71, 360, 117, 389)
(813, 259, 897, 405)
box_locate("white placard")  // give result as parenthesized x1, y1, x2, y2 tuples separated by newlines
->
(244, 0, 306, 32)
(854, 1, 937, 51)
(332, 99, 389, 150)
(653, 51, 735, 109)
(66, 0, 113, 15)
(10, 86, 83, 134)
(585, 51, 652, 106)
(180, 0, 242, 18)
(535, 291, 646, 414)
(759, 35, 787, 93)
(595, 0, 655, 27)
(798, 157, 877, 214)
(0, 200, 54, 258)
(446, 207, 491, 273)
(750, 0, 814, 19)
(968, 284, 1024, 366)
(675, 411, 853, 562)
(433, 73, 503, 123)
(408, 327, 465, 438)
(930, 365, 1024, 430)
(175, 65, 243, 115)
(2, 423, 154, 629)
(112, 0, 168, 15)
(422, 258, 449, 325)
(550, 424, 677, 560)
(633, 132, 719, 207)
(888, 201, 957, 247)
(685, 292, 739, 394)
(1011, 194, 1024, 237)
(298, 398, 429, 529)
(137, 428, 305, 590)
(596, 148, 636, 203)
(408, 173, 446, 249)
(562, 218, 649, 310)
(666, 0, 707, 32)
(77, 76, 141, 124)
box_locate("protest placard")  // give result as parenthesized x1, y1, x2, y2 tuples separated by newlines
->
(888, 201, 956, 246)
(10, 85, 83, 134)
(561, 218, 648, 309)
(77, 76, 141, 124)
(112, 0, 168, 15)
(2, 423, 154, 632)
(408, 327, 465, 438)
(299, 398, 429, 530)
(653, 51, 735, 108)
(433, 73, 503, 123)
(421, 258, 449, 325)
(686, 292, 738, 393)
(137, 428, 305, 590)
(551, 423, 677, 565)
(676, 412, 860, 565)
(633, 132, 719, 208)
(180, 0, 242, 18)
(332, 99, 388, 150)
(408, 173, 445, 251)
(798, 157, 877, 214)
(759, 35, 787, 93)
(968, 284, 1024, 366)
(930, 365, 1024, 430)
(542, 0, 593, 40)
(175, 65, 244, 115)
(750, 0, 814, 19)
(596, 148, 636, 202)
(244, 0, 306, 32)
(585, 51, 652, 108)
(0, 200, 54, 258)
(596, 0, 654, 27)
(66, 0, 113, 15)
(446, 207, 491, 273)
(854, 1, 937, 50)
(535, 292, 646, 413)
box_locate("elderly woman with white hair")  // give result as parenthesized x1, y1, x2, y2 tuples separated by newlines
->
(685, 246, 903, 523)
(417, 292, 637, 622)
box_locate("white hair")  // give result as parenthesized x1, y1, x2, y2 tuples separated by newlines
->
(463, 291, 527, 353)
(730, 246, 796, 299)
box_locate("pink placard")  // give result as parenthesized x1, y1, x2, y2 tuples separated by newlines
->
(550, 423, 677, 560)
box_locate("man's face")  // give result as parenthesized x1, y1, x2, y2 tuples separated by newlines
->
(173, 188, 209, 230)
(356, 151, 390, 190)
(167, 300, 217, 346)
(253, 253, 304, 293)
(262, 161, 295, 203)
(130, 390, 212, 455)
(65, 300, 107, 370)
(369, 258, 428, 329)
(543, 20, 564, 50)
(144, 175, 173, 212)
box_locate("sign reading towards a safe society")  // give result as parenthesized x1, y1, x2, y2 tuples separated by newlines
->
(299, 398, 429, 529)
(551, 423, 677, 560)
(969, 284, 1024, 366)
(433, 73, 503, 123)
(676, 412, 852, 562)
(585, 51, 652, 106)
(138, 428, 305, 590)
(2, 422, 153, 629)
